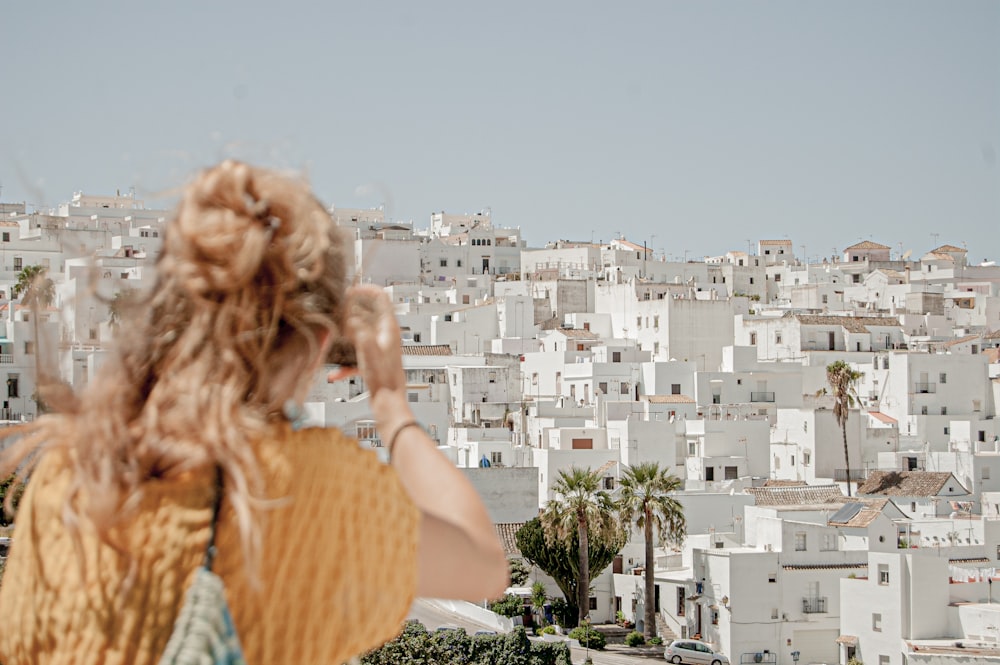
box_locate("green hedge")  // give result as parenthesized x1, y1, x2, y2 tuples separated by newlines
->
(361, 622, 572, 665)
(567, 624, 606, 650)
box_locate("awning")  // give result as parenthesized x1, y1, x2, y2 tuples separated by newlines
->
(835, 635, 858, 646)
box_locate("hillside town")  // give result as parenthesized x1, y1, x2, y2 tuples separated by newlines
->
(3, 190, 1000, 665)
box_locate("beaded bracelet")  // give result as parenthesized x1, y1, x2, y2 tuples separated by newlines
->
(388, 420, 423, 453)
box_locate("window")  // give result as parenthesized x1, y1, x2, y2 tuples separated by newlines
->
(775, 332, 782, 345)
(6, 374, 19, 398)
(89, 328, 98, 341)
(612, 351, 621, 363)
(439, 258, 447, 267)
(941, 407, 947, 415)
(654, 315, 659, 329)
(620, 382, 628, 395)
(771, 608, 779, 619)
(795, 532, 807, 551)
(711, 609, 719, 625)
(749, 278, 755, 285)
(688, 441, 698, 456)
(603, 476, 615, 490)
(944, 427, 950, 435)
(491, 451, 503, 465)
(878, 564, 889, 585)
(872, 613, 882, 631)
(355, 421, 381, 447)
(1, 232, 8, 242)
(456, 259, 462, 267)
(705, 467, 715, 481)
(749, 332, 757, 345)
(822, 294, 829, 304)
(768, 573, 777, 583)
(803, 450, 811, 466)
(725, 466, 738, 480)
(599, 382, 608, 394)
(13, 257, 22, 271)
(407, 392, 418, 403)
(589, 597, 598, 610)
(821, 533, 837, 551)
(24, 341, 34, 355)
(878, 657, 889, 665)
(677, 587, 686, 616)
(671, 383, 681, 395)
(940, 373, 947, 384)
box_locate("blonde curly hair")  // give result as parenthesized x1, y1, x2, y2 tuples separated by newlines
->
(1, 160, 351, 574)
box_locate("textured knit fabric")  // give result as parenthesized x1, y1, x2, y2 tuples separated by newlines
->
(0, 425, 420, 665)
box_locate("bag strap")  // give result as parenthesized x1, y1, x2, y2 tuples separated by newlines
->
(203, 465, 224, 571)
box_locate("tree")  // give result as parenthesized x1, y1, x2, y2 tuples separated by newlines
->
(14, 265, 57, 416)
(540, 467, 621, 625)
(617, 462, 686, 638)
(14, 265, 55, 308)
(825, 360, 863, 497)
(515, 517, 623, 627)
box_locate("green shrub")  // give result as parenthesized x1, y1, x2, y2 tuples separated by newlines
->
(363, 623, 571, 665)
(649, 636, 664, 645)
(541, 625, 557, 635)
(624, 631, 645, 647)
(490, 593, 525, 618)
(568, 624, 606, 650)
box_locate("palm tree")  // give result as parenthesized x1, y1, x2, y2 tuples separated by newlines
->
(825, 360, 862, 497)
(14, 265, 55, 308)
(541, 466, 620, 625)
(618, 462, 685, 638)
(14, 265, 56, 416)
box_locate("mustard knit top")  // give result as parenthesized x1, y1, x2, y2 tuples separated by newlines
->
(0, 425, 420, 665)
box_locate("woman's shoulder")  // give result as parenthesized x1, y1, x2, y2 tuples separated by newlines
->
(256, 424, 397, 489)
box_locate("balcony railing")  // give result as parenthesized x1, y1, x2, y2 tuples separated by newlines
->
(914, 382, 936, 394)
(0, 354, 13, 365)
(750, 391, 775, 403)
(802, 597, 827, 613)
(834, 468, 868, 482)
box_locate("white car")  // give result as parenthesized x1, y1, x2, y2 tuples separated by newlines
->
(664, 639, 730, 665)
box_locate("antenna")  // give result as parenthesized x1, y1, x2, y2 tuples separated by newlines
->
(931, 233, 940, 248)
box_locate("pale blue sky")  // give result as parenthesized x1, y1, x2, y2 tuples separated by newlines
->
(2, 1, 998, 262)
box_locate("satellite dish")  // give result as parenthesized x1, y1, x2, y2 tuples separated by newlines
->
(901, 250, 912, 260)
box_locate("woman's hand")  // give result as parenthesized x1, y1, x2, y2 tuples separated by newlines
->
(337, 286, 413, 439)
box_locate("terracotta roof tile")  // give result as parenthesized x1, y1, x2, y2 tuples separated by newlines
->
(795, 314, 901, 333)
(868, 411, 898, 425)
(932, 244, 966, 253)
(856, 471, 966, 497)
(495, 523, 525, 556)
(782, 563, 868, 570)
(644, 394, 696, 404)
(844, 240, 891, 251)
(759, 239, 792, 246)
(401, 344, 454, 356)
(747, 484, 844, 506)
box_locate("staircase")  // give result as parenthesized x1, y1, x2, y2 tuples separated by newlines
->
(655, 614, 677, 642)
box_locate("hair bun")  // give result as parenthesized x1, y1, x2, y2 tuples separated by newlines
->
(164, 160, 331, 298)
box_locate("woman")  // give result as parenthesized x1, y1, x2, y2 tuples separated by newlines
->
(0, 161, 508, 664)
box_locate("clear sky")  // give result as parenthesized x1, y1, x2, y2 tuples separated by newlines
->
(2, 1, 998, 262)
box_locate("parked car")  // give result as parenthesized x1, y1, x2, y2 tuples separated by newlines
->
(664, 639, 730, 665)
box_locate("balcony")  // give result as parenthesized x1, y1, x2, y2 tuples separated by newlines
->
(0, 354, 13, 365)
(802, 597, 827, 613)
(914, 382, 936, 394)
(750, 391, 775, 403)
